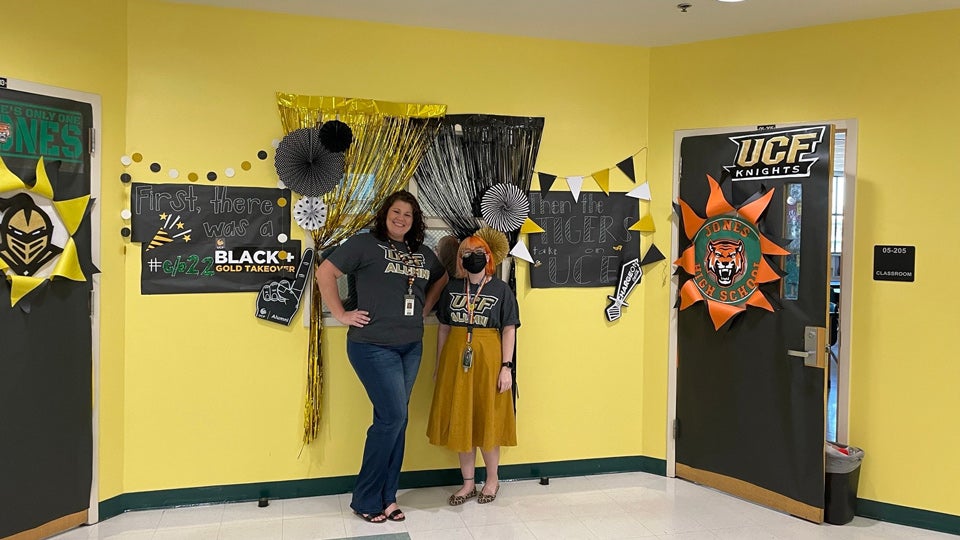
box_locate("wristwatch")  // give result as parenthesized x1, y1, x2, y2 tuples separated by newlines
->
(501, 361, 514, 369)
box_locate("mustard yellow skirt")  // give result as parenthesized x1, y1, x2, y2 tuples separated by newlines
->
(427, 327, 517, 452)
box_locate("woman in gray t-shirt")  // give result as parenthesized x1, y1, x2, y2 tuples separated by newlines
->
(316, 190, 447, 523)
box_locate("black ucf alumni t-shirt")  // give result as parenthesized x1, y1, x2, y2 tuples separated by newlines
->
(326, 232, 444, 345)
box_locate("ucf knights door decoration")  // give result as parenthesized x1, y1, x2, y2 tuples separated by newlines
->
(1, 86, 98, 539)
(674, 124, 833, 523)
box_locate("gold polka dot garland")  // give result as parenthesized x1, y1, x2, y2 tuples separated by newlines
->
(118, 141, 278, 184)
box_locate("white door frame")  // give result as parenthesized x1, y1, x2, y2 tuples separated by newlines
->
(5, 77, 102, 523)
(666, 120, 858, 477)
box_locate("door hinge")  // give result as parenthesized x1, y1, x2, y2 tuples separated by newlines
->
(88, 127, 96, 156)
(673, 418, 680, 439)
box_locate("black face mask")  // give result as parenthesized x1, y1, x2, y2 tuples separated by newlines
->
(463, 252, 487, 274)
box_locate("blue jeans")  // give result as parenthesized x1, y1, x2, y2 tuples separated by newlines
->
(346, 339, 423, 515)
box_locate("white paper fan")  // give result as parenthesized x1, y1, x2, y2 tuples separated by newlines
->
(480, 183, 529, 233)
(294, 197, 328, 231)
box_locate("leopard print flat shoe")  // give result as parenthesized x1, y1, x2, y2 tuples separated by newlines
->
(448, 487, 478, 506)
(477, 483, 500, 504)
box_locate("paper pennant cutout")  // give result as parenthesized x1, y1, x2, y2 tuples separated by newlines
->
(10, 276, 45, 307)
(592, 169, 610, 195)
(53, 195, 92, 235)
(626, 182, 651, 201)
(616, 156, 637, 183)
(629, 214, 656, 232)
(566, 176, 583, 202)
(538, 172, 557, 194)
(640, 243, 666, 266)
(509, 238, 534, 263)
(520, 217, 545, 234)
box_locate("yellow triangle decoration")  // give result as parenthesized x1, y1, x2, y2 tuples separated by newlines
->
(32, 157, 55, 199)
(592, 169, 610, 195)
(9, 276, 45, 307)
(520, 217, 545, 234)
(53, 195, 91, 235)
(53, 238, 86, 281)
(0, 155, 28, 192)
(629, 214, 656, 232)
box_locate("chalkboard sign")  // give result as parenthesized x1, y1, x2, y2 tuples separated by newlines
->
(527, 191, 640, 288)
(130, 183, 299, 294)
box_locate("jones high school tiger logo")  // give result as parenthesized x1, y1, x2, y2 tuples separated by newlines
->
(705, 239, 744, 287)
(692, 216, 762, 304)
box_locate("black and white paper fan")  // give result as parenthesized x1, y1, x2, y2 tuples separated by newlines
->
(275, 127, 346, 197)
(480, 183, 529, 233)
(293, 197, 328, 231)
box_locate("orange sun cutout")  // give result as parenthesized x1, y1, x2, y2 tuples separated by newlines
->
(675, 174, 790, 330)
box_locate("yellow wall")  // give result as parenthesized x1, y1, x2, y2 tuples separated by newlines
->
(120, 0, 650, 491)
(647, 11, 960, 515)
(7, 0, 959, 520)
(4, 0, 129, 500)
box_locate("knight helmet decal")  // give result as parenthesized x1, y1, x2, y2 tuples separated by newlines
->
(0, 193, 63, 276)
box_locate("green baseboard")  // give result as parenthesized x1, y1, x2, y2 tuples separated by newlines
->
(99, 455, 664, 521)
(857, 498, 960, 535)
(99, 459, 960, 536)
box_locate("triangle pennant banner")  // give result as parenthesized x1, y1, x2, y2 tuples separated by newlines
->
(520, 217, 545, 234)
(626, 182, 651, 201)
(629, 213, 656, 232)
(566, 176, 584, 202)
(592, 169, 610, 195)
(640, 243, 666, 266)
(509, 238, 534, 263)
(538, 172, 557, 194)
(616, 156, 637, 183)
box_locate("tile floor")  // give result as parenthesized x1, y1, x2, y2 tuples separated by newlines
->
(51, 472, 954, 539)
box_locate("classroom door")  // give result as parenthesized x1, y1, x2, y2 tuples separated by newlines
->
(0, 85, 95, 539)
(674, 125, 833, 522)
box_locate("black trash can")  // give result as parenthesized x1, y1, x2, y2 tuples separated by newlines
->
(824, 441, 864, 525)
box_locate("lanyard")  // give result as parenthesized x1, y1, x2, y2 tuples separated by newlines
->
(390, 239, 417, 295)
(464, 276, 488, 345)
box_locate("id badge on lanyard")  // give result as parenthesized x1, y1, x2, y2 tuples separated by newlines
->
(392, 239, 418, 317)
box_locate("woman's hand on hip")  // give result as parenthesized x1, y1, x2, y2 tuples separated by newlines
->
(498, 368, 513, 394)
(336, 309, 370, 327)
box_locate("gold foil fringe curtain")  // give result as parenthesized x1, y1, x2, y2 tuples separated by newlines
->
(276, 93, 446, 444)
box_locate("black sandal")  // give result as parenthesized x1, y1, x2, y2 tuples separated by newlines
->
(386, 508, 406, 522)
(353, 511, 387, 523)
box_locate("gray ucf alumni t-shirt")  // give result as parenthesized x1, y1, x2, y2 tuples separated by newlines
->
(325, 232, 443, 345)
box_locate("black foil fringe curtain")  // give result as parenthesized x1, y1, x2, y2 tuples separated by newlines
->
(413, 114, 544, 413)
(413, 114, 544, 240)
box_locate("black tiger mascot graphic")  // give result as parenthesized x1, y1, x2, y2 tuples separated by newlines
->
(0, 193, 62, 276)
(704, 239, 745, 287)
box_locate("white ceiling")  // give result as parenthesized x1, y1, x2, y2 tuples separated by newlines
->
(169, 0, 960, 47)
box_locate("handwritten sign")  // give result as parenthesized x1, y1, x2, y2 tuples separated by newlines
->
(527, 191, 640, 288)
(130, 183, 298, 294)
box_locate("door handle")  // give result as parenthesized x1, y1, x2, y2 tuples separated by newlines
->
(787, 326, 827, 368)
